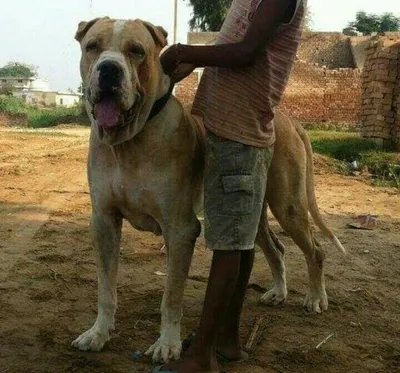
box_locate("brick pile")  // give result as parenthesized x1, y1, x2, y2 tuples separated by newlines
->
(360, 35, 400, 149)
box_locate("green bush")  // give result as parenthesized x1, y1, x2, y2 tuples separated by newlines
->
(309, 130, 400, 188)
(27, 106, 81, 128)
(360, 152, 400, 188)
(0, 94, 83, 127)
(308, 131, 379, 161)
(0, 95, 28, 114)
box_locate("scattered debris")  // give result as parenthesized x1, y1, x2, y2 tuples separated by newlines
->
(245, 316, 266, 353)
(350, 321, 363, 329)
(315, 333, 335, 349)
(350, 160, 359, 171)
(131, 350, 143, 361)
(154, 271, 166, 276)
(347, 214, 378, 230)
(345, 287, 362, 292)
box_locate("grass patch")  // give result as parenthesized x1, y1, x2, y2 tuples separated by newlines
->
(0, 95, 28, 114)
(0, 94, 86, 128)
(27, 106, 81, 128)
(309, 130, 400, 188)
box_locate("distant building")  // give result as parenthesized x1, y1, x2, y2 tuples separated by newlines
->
(0, 76, 82, 108)
(0, 76, 35, 90)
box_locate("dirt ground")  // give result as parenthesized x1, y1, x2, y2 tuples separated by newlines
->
(0, 127, 399, 373)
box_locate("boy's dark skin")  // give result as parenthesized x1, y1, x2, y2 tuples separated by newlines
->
(157, 1, 295, 372)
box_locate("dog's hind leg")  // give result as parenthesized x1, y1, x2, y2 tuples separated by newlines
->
(146, 212, 201, 363)
(256, 206, 288, 305)
(72, 211, 122, 351)
(271, 201, 328, 313)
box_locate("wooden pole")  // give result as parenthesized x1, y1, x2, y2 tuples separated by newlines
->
(173, 0, 178, 44)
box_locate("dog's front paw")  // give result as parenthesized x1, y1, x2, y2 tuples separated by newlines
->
(303, 290, 328, 313)
(71, 325, 111, 351)
(259, 285, 287, 305)
(145, 335, 181, 363)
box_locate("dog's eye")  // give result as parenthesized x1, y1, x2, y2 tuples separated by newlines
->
(86, 41, 101, 53)
(128, 44, 145, 58)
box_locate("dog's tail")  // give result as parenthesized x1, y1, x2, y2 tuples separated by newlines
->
(296, 123, 346, 255)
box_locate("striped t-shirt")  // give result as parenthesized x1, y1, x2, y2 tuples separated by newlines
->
(192, 0, 305, 147)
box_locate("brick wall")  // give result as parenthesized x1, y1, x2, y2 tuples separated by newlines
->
(175, 62, 362, 126)
(280, 62, 361, 124)
(188, 31, 357, 69)
(397, 78, 400, 148)
(360, 35, 400, 149)
(298, 32, 356, 68)
(173, 71, 199, 107)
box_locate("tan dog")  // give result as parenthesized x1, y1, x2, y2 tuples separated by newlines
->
(72, 17, 345, 362)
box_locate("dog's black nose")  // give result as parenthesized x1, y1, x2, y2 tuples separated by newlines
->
(97, 61, 122, 93)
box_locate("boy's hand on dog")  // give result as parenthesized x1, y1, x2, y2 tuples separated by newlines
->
(170, 63, 196, 83)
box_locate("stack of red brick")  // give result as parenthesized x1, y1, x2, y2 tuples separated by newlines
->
(360, 35, 400, 149)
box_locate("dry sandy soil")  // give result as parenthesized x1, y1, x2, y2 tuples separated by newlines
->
(0, 127, 399, 373)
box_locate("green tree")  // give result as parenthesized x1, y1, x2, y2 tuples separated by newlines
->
(346, 11, 400, 35)
(379, 12, 400, 33)
(0, 62, 36, 78)
(185, 0, 231, 31)
(0, 81, 15, 96)
(185, 0, 313, 32)
(303, 6, 313, 31)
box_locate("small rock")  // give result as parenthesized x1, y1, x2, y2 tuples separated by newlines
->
(154, 271, 166, 276)
(131, 350, 143, 360)
(350, 160, 359, 170)
(363, 249, 370, 254)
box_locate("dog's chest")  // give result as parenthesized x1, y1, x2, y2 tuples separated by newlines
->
(91, 159, 166, 235)
(104, 165, 154, 206)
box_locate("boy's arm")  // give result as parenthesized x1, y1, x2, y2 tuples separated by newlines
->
(161, 0, 297, 73)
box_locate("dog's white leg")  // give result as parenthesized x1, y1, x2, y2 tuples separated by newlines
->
(302, 243, 328, 313)
(72, 212, 122, 351)
(146, 216, 200, 362)
(256, 213, 288, 305)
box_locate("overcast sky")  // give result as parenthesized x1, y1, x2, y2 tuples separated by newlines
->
(0, 0, 398, 91)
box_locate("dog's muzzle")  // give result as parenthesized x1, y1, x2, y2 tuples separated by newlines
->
(89, 60, 140, 132)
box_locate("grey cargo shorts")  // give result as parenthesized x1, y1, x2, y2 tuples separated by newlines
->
(204, 131, 274, 251)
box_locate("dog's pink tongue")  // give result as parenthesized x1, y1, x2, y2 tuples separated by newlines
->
(94, 98, 119, 127)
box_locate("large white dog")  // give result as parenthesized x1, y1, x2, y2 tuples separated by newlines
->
(72, 17, 345, 363)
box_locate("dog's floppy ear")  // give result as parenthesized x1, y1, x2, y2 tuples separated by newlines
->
(75, 17, 109, 42)
(143, 21, 168, 48)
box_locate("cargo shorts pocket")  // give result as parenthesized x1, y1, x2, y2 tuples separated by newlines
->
(221, 175, 254, 215)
